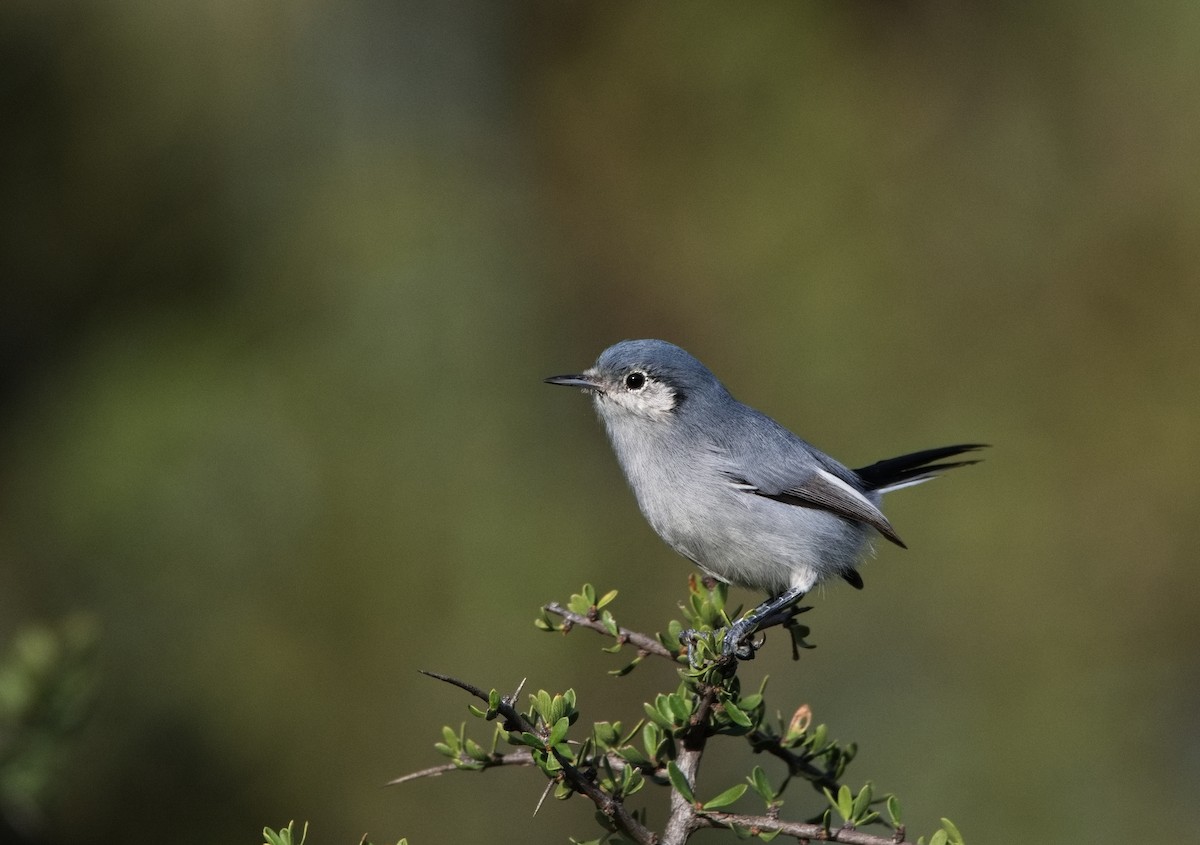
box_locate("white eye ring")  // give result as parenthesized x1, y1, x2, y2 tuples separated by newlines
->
(624, 371, 647, 390)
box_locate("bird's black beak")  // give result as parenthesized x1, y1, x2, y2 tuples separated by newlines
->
(544, 373, 604, 392)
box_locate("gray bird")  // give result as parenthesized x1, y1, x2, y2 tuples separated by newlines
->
(545, 339, 983, 657)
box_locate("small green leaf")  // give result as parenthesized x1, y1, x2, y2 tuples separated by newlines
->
(702, 783, 748, 810)
(622, 766, 646, 797)
(644, 701, 673, 729)
(757, 829, 782, 842)
(548, 716, 570, 747)
(441, 726, 458, 748)
(833, 784, 853, 821)
(748, 766, 774, 802)
(928, 831, 948, 845)
(593, 721, 619, 747)
(608, 654, 643, 675)
(519, 731, 543, 749)
(722, 699, 753, 728)
(851, 782, 873, 820)
(464, 738, 489, 761)
(642, 722, 662, 757)
(667, 693, 691, 722)
(886, 795, 903, 826)
(941, 818, 964, 845)
(597, 589, 618, 608)
(730, 822, 754, 840)
(667, 761, 695, 804)
(738, 693, 763, 711)
(616, 745, 652, 767)
(583, 583, 596, 605)
(600, 610, 619, 636)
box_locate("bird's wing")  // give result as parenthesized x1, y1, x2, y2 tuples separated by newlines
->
(707, 403, 907, 548)
(725, 466, 906, 548)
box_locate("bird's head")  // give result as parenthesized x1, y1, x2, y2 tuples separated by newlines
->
(545, 339, 725, 425)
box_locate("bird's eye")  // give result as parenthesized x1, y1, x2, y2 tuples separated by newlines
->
(624, 371, 647, 390)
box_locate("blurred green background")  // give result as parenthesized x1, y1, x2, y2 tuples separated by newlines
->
(2, 2, 1198, 843)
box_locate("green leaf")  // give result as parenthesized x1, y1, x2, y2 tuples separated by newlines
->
(941, 818, 964, 845)
(616, 745, 652, 767)
(622, 766, 646, 797)
(548, 716, 570, 747)
(827, 784, 853, 822)
(748, 766, 774, 802)
(851, 782, 873, 820)
(262, 821, 307, 845)
(928, 831, 948, 845)
(730, 822, 754, 840)
(535, 690, 553, 722)
(464, 738, 489, 761)
(738, 693, 763, 711)
(667, 761, 696, 804)
(886, 795, 903, 826)
(702, 783, 748, 810)
(758, 829, 782, 842)
(519, 731, 544, 749)
(593, 721, 619, 747)
(583, 583, 596, 605)
(642, 722, 663, 757)
(597, 589, 618, 608)
(722, 699, 753, 728)
(608, 654, 644, 675)
(644, 701, 673, 729)
(600, 610, 619, 637)
(441, 725, 458, 748)
(667, 693, 691, 722)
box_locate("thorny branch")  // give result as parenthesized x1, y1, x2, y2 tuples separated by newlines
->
(696, 812, 914, 845)
(542, 601, 677, 660)
(416, 670, 657, 845)
(396, 592, 935, 845)
(385, 750, 535, 786)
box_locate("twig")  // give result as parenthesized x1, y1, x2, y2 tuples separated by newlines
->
(386, 751, 535, 786)
(695, 812, 917, 845)
(745, 728, 842, 794)
(543, 602, 677, 660)
(418, 670, 658, 845)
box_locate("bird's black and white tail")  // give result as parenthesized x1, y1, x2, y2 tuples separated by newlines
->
(854, 444, 987, 493)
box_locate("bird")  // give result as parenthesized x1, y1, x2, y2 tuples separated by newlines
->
(544, 339, 984, 657)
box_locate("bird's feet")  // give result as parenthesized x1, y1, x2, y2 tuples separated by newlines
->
(720, 617, 761, 660)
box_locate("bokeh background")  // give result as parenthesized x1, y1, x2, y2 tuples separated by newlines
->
(2, 2, 1198, 843)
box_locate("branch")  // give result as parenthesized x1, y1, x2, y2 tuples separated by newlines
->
(418, 670, 658, 845)
(386, 750, 535, 786)
(661, 682, 720, 845)
(696, 812, 916, 845)
(542, 602, 678, 660)
(745, 728, 842, 794)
